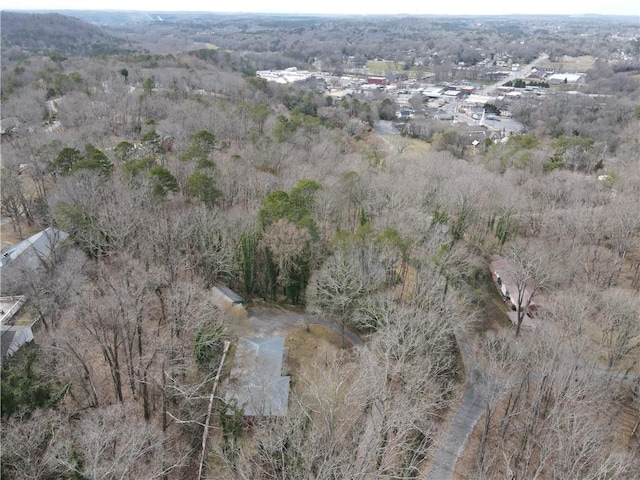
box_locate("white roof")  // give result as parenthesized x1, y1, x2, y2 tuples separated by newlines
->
(548, 73, 583, 83)
(465, 94, 494, 105)
(256, 69, 315, 84)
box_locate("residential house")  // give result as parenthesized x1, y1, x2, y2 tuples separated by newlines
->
(1, 296, 32, 365)
(396, 107, 415, 120)
(0, 227, 69, 294)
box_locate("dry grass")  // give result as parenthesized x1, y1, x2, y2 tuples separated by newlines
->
(366, 60, 403, 76)
(366, 60, 419, 78)
(537, 55, 596, 72)
(0, 221, 41, 251)
(285, 324, 344, 379)
(405, 137, 432, 153)
(221, 305, 253, 339)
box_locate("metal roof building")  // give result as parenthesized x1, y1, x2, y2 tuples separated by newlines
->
(226, 337, 290, 416)
(211, 286, 244, 305)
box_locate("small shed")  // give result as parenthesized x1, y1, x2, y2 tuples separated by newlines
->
(211, 286, 244, 308)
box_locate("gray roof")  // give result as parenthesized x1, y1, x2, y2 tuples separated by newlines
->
(226, 337, 290, 416)
(212, 285, 244, 304)
(1, 329, 16, 358)
(0, 227, 69, 271)
(1, 325, 33, 360)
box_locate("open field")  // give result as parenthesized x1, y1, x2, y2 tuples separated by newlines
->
(366, 60, 419, 78)
(537, 54, 597, 72)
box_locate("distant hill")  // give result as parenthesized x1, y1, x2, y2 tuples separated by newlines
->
(0, 11, 133, 58)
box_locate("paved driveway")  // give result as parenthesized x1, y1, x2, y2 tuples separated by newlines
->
(247, 306, 365, 349)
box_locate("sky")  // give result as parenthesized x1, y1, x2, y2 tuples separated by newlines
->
(1, 0, 638, 16)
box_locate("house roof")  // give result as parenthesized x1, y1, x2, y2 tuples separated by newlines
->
(0, 227, 69, 271)
(226, 337, 290, 416)
(1, 329, 16, 358)
(212, 286, 244, 304)
(464, 94, 494, 106)
(1, 325, 34, 360)
(0, 296, 27, 326)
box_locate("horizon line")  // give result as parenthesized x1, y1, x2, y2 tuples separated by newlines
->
(2, 9, 639, 17)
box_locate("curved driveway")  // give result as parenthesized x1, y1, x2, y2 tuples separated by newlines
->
(427, 330, 501, 480)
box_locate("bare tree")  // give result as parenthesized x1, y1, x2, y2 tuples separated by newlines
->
(0, 163, 33, 240)
(306, 248, 381, 346)
(502, 242, 554, 336)
(0, 409, 66, 480)
(597, 288, 640, 371)
(59, 404, 190, 479)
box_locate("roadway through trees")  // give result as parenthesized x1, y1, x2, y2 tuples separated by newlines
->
(427, 329, 499, 480)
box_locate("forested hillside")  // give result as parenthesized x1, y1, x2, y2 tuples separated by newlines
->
(1, 11, 638, 480)
(0, 11, 132, 59)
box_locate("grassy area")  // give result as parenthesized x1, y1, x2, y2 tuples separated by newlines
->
(285, 324, 343, 381)
(405, 137, 432, 153)
(468, 262, 512, 334)
(366, 60, 419, 78)
(537, 54, 596, 72)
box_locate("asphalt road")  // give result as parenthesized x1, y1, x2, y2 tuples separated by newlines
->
(428, 329, 507, 480)
(482, 53, 549, 95)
